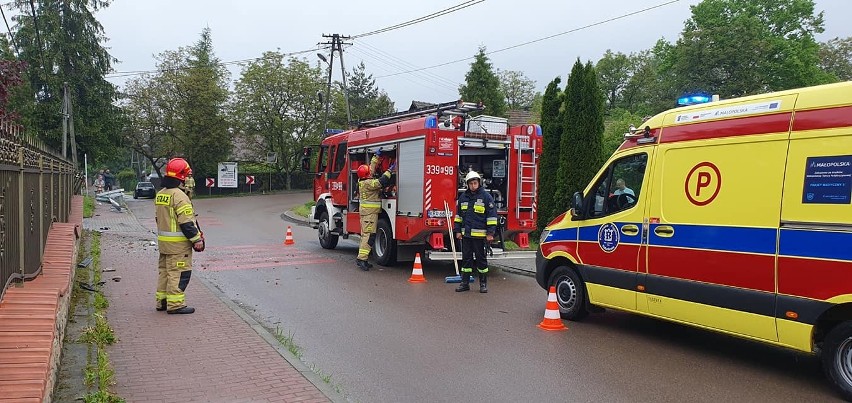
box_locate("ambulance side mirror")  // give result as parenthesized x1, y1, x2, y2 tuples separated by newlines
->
(571, 192, 584, 219)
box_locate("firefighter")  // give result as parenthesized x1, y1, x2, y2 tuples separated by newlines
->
(155, 158, 205, 314)
(454, 171, 498, 293)
(356, 159, 395, 271)
(184, 173, 196, 199)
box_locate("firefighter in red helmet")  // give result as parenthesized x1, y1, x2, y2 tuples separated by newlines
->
(355, 154, 395, 271)
(154, 158, 205, 314)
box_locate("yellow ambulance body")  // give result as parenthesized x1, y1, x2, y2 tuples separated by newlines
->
(536, 82, 852, 398)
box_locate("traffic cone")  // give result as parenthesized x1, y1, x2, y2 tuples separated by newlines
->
(284, 226, 295, 246)
(537, 286, 567, 331)
(407, 253, 427, 283)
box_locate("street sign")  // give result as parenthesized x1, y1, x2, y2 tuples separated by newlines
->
(246, 175, 255, 185)
(205, 177, 215, 187)
(218, 162, 238, 188)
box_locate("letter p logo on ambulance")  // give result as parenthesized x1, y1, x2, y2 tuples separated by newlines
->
(685, 162, 722, 206)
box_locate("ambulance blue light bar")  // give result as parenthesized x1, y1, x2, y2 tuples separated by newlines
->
(677, 94, 712, 107)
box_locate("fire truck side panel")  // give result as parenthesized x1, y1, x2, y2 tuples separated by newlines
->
(397, 138, 426, 218)
(504, 126, 541, 240)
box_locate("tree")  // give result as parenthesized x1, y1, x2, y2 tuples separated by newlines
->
(498, 69, 536, 110)
(232, 52, 326, 189)
(595, 50, 630, 110)
(819, 37, 852, 81)
(347, 62, 394, 122)
(9, 0, 122, 163)
(555, 60, 605, 210)
(536, 76, 562, 231)
(602, 109, 644, 158)
(459, 47, 506, 117)
(666, 0, 831, 98)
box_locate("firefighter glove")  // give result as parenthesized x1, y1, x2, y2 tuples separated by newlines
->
(389, 161, 397, 171)
(375, 148, 382, 157)
(193, 239, 205, 252)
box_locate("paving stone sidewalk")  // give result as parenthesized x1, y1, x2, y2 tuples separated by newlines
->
(90, 201, 335, 403)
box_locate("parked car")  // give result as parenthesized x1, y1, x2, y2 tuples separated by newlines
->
(134, 181, 156, 199)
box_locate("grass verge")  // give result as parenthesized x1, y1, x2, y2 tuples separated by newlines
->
(502, 239, 540, 251)
(83, 196, 95, 218)
(273, 325, 343, 395)
(291, 201, 314, 218)
(77, 232, 124, 403)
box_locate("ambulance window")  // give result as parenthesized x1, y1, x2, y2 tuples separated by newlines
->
(332, 143, 347, 173)
(589, 153, 647, 218)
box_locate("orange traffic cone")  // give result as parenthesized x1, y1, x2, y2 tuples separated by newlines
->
(407, 253, 427, 283)
(284, 226, 295, 245)
(538, 286, 567, 331)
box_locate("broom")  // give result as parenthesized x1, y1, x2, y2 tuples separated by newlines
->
(443, 200, 473, 283)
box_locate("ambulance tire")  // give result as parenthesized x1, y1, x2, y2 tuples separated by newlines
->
(318, 211, 338, 249)
(549, 266, 588, 321)
(373, 218, 397, 266)
(822, 321, 852, 401)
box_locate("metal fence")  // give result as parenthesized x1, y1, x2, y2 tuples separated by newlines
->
(0, 119, 76, 298)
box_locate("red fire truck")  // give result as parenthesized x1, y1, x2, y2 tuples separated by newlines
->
(302, 100, 541, 265)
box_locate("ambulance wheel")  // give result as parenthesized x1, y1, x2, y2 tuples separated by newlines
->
(373, 218, 397, 266)
(318, 211, 338, 249)
(549, 266, 588, 321)
(822, 321, 852, 401)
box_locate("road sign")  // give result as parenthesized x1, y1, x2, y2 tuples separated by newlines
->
(205, 177, 215, 187)
(218, 162, 238, 188)
(246, 175, 255, 185)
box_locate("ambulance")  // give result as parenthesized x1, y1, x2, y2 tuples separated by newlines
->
(536, 82, 852, 398)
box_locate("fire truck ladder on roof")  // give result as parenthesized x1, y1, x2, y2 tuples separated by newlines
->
(359, 100, 484, 128)
(516, 138, 537, 220)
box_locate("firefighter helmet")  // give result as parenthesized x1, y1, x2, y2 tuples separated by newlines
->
(464, 170, 481, 184)
(357, 164, 371, 179)
(165, 158, 192, 181)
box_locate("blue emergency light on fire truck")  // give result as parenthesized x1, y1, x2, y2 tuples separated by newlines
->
(301, 100, 543, 265)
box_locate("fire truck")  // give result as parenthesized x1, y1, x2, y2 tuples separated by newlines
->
(302, 100, 541, 265)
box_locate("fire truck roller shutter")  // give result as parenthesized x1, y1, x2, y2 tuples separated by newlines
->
(397, 139, 425, 216)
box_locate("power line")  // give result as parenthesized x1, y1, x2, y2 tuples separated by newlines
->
(105, 47, 323, 79)
(28, 0, 47, 76)
(375, 0, 682, 79)
(352, 0, 484, 39)
(0, 4, 18, 55)
(347, 46, 458, 97)
(349, 44, 458, 92)
(356, 41, 460, 88)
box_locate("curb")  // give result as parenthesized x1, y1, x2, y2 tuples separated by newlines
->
(282, 209, 310, 225)
(198, 276, 348, 403)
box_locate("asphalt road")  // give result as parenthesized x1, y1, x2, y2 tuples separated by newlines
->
(127, 192, 841, 403)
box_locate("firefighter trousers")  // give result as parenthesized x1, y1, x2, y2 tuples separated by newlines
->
(357, 212, 378, 261)
(156, 252, 193, 311)
(460, 237, 488, 278)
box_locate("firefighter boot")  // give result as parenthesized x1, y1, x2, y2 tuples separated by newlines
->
(479, 275, 488, 293)
(167, 306, 195, 314)
(156, 299, 166, 311)
(356, 259, 371, 271)
(455, 274, 471, 292)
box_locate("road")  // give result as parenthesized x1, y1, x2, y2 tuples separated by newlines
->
(127, 192, 840, 403)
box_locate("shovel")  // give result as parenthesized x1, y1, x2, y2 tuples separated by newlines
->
(443, 200, 473, 283)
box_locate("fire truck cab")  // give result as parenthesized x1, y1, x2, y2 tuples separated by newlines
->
(303, 101, 541, 265)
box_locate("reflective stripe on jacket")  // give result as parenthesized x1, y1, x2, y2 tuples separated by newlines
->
(359, 170, 393, 215)
(155, 187, 200, 254)
(454, 187, 497, 238)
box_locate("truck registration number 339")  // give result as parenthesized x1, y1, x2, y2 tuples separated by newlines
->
(425, 165, 454, 175)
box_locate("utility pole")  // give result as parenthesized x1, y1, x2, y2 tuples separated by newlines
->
(62, 82, 78, 166)
(319, 34, 352, 130)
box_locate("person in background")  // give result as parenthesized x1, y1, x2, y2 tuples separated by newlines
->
(355, 159, 395, 271)
(94, 174, 105, 194)
(184, 174, 196, 199)
(104, 169, 115, 191)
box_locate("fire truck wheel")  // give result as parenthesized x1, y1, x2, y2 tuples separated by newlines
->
(822, 321, 852, 401)
(373, 218, 397, 266)
(318, 211, 339, 249)
(548, 266, 588, 321)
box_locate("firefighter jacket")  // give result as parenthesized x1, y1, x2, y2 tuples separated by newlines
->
(454, 187, 498, 238)
(155, 187, 201, 254)
(359, 170, 393, 215)
(184, 176, 195, 189)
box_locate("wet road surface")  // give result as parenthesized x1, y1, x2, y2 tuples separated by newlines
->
(127, 193, 841, 402)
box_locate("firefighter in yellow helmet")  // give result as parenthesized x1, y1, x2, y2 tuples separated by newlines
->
(184, 174, 196, 199)
(356, 154, 395, 271)
(155, 158, 205, 314)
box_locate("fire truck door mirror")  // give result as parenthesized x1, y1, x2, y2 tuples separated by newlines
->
(300, 147, 312, 173)
(571, 192, 585, 219)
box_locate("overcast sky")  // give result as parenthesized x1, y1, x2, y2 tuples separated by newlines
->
(99, 0, 851, 110)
